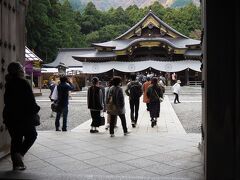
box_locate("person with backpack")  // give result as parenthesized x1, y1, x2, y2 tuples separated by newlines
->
(125, 74, 143, 128)
(105, 79, 117, 130)
(106, 76, 130, 137)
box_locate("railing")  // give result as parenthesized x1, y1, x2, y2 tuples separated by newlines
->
(189, 81, 202, 86)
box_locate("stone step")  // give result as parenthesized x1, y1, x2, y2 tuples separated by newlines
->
(0, 171, 198, 180)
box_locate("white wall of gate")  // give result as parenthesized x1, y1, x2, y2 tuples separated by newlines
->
(82, 60, 201, 74)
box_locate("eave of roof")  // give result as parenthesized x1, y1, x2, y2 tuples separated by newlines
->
(93, 37, 201, 50)
(72, 51, 116, 59)
(184, 49, 202, 57)
(25, 46, 43, 62)
(43, 48, 93, 68)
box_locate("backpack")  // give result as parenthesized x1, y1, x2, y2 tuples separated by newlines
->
(129, 83, 142, 100)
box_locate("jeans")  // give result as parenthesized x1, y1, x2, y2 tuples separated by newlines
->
(129, 98, 140, 124)
(55, 106, 68, 130)
(110, 114, 128, 135)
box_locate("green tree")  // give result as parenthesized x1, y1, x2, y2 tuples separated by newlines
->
(26, 1, 201, 63)
(26, 0, 52, 61)
(81, 2, 104, 34)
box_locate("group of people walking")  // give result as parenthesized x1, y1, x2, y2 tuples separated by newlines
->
(2, 62, 181, 171)
(87, 74, 167, 136)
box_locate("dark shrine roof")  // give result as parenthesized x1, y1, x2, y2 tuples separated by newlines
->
(93, 37, 200, 50)
(115, 11, 188, 40)
(43, 48, 94, 68)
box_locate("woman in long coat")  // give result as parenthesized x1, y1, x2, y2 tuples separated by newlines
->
(87, 77, 104, 133)
(147, 77, 163, 127)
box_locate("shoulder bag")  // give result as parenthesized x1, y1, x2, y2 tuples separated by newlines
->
(154, 90, 164, 103)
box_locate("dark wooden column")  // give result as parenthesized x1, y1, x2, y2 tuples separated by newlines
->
(185, 68, 189, 86)
(0, 0, 28, 158)
(203, 0, 240, 179)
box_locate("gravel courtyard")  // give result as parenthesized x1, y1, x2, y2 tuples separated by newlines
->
(35, 87, 202, 133)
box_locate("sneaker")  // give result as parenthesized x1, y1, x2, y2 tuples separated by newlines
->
(62, 128, 67, 131)
(56, 128, 61, 131)
(124, 132, 130, 136)
(94, 130, 99, 133)
(110, 134, 115, 137)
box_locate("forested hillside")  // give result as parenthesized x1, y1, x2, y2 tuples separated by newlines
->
(65, 0, 200, 11)
(26, 0, 201, 63)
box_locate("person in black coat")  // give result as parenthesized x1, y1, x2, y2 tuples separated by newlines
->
(87, 77, 104, 133)
(3, 62, 40, 170)
(146, 77, 164, 128)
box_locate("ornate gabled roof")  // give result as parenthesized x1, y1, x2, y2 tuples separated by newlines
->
(91, 11, 200, 52)
(69, 11, 201, 63)
(115, 10, 188, 40)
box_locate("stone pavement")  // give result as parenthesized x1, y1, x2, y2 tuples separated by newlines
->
(0, 94, 204, 180)
(72, 95, 186, 135)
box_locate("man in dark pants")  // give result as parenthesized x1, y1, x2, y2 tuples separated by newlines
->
(3, 62, 40, 170)
(125, 74, 143, 128)
(54, 76, 74, 131)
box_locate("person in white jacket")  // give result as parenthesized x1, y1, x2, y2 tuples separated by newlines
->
(172, 80, 181, 104)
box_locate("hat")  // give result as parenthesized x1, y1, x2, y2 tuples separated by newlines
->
(177, 80, 181, 84)
(91, 77, 99, 85)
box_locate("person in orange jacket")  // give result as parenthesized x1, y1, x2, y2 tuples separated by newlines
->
(142, 77, 151, 111)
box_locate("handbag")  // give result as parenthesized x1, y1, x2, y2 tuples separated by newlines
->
(33, 114, 40, 126)
(154, 90, 164, 103)
(99, 112, 105, 126)
(51, 101, 60, 112)
(106, 95, 117, 113)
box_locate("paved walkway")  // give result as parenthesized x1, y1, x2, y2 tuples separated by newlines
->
(0, 95, 203, 180)
(72, 95, 186, 135)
